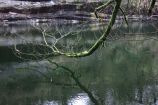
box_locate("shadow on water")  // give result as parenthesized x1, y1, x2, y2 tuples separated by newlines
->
(0, 46, 21, 63)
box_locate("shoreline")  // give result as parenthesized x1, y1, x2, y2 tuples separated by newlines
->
(0, 2, 157, 23)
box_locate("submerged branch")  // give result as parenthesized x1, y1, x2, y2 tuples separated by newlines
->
(25, 66, 77, 87)
(48, 60, 100, 105)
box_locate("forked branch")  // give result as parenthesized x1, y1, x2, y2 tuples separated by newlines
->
(94, 0, 114, 18)
(43, 0, 122, 57)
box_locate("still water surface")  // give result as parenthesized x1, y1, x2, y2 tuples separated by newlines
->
(0, 20, 158, 105)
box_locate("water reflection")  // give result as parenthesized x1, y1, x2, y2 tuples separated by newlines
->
(68, 93, 90, 105)
(42, 101, 59, 105)
(0, 21, 158, 105)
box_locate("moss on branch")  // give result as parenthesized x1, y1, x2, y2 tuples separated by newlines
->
(40, 0, 122, 57)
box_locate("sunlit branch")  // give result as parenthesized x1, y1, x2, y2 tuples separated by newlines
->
(41, 0, 122, 57)
(14, 0, 122, 58)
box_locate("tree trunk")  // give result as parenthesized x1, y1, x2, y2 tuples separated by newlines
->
(148, 0, 156, 15)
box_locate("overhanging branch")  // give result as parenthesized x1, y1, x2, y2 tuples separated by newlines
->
(42, 0, 122, 57)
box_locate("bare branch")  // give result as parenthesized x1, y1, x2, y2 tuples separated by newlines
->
(119, 7, 128, 26)
(94, 0, 114, 18)
(47, 0, 122, 57)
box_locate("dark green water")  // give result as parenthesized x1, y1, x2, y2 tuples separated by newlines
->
(0, 20, 158, 105)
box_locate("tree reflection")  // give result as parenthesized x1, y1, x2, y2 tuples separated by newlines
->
(1, 30, 158, 105)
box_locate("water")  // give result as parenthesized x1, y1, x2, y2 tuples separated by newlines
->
(0, 19, 158, 105)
